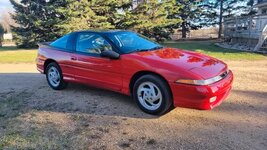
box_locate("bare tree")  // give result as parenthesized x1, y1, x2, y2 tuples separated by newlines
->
(1, 10, 16, 33)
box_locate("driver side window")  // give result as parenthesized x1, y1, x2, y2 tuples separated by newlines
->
(76, 33, 112, 55)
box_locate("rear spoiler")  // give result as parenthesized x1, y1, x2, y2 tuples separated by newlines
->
(37, 42, 52, 47)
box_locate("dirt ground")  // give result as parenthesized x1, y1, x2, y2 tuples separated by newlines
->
(0, 61, 267, 150)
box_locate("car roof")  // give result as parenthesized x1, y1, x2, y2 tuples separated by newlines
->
(73, 30, 132, 34)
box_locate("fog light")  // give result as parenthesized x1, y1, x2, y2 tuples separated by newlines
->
(210, 96, 217, 103)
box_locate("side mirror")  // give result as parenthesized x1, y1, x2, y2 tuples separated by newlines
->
(100, 50, 120, 59)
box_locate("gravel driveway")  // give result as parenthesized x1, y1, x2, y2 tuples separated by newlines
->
(0, 61, 266, 150)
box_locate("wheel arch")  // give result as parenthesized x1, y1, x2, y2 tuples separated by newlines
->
(129, 71, 173, 98)
(44, 59, 58, 74)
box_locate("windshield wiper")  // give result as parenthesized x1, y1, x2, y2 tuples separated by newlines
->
(135, 46, 164, 52)
(135, 49, 150, 52)
(149, 46, 164, 50)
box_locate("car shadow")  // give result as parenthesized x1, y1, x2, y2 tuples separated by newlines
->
(215, 89, 267, 114)
(62, 83, 159, 119)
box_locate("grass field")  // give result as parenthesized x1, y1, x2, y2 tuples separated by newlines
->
(0, 46, 37, 63)
(0, 41, 266, 63)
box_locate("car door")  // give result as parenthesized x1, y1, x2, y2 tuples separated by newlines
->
(71, 32, 122, 91)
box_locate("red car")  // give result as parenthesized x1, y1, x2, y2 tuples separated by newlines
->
(36, 30, 233, 115)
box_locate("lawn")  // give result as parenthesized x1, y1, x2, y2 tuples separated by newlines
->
(163, 41, 266, 60)
(0, 46, 37, 63)
(0, 41, 266, 63)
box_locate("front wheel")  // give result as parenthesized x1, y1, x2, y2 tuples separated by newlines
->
(46, 62, 68, 90)
(133, 75, 173, 115)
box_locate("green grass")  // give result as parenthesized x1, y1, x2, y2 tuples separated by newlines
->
(0, 46, 37, 63)
(163, 41, 266, 60)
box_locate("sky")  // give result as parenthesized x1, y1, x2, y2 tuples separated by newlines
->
(0, 0, 14, 20)
(0, 0, 13, 11)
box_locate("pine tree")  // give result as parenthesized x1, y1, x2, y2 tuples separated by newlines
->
(55, 0, 132, 34)
(10, 0, 66, 48)
(91, 0, 132, 29)
(56, 0, 111, 34)
(169, 0, 205, 38)
(122, 0, 181, 41)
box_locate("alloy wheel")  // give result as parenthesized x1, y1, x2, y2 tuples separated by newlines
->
(137, 82, 163, 111)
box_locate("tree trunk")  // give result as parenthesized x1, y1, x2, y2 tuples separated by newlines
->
(0, 35, 2, 47)
(182, 21, 187, 39)
(218, 0, 223, 39)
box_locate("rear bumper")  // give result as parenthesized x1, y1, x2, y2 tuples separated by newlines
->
(170, 70, 234, 110)
(36, 57, 45, 74)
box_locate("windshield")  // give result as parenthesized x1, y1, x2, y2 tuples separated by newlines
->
(106, 31, 163, 54)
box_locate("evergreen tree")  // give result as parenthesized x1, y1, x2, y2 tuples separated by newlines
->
(91, 0, 132, 29)
(47, 0, 132, 34)
(10, 0, 131, 47)
(56, 0, 114, 34)
(122, 0, 181, 41)
(10, 0, 66, 48)
(169, 0, 205, 38)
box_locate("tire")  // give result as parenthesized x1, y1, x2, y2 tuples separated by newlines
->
(133, 74, 173, 115)
(45, 62, 68, 90)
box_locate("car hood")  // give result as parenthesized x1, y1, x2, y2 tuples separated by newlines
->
(131, 48, 227, 79)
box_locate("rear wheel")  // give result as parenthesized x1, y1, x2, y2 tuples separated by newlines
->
(46, 62, 68, 90)
(133, 74, 173, 115)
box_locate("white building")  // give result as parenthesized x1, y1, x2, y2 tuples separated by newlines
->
(223, 0, 267, 53)
(256, 0, 267, 15)
(3, 33, 12, 40)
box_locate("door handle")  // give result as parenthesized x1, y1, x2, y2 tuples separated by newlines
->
(71, 56, 77, 61)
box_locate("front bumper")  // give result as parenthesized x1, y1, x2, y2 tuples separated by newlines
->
(170, 70, 234, 110)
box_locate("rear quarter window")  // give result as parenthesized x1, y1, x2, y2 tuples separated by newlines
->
(50, 34, 70, 49)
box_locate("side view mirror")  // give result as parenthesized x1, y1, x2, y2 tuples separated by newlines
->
(100, 50, 120, 59)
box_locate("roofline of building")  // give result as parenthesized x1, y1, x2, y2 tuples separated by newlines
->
(253, 2, 267, 8)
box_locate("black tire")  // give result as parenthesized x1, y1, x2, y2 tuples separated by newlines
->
(45, 62, 68, 90)
(133, 74, 173, 115)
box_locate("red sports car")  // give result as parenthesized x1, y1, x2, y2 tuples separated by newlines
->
(36, 30, 233, 115)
